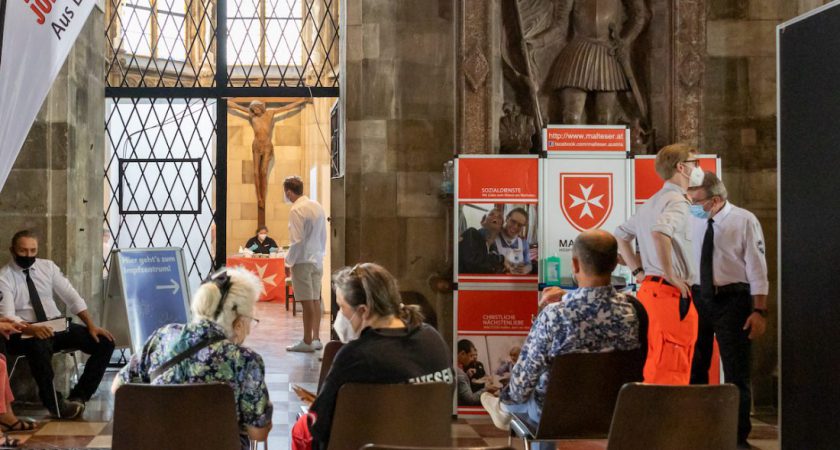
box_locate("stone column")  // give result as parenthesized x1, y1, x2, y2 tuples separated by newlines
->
(339, 0, 456, 341)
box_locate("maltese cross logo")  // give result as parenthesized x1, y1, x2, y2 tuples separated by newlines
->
(560, 173, 613, 232)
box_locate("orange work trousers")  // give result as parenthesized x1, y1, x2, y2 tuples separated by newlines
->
(636, 277, 699, 385)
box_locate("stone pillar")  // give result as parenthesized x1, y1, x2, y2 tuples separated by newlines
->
(456, 0, 500, 153)
(0, 10, 106, 400)
(340, 1, 456, 341)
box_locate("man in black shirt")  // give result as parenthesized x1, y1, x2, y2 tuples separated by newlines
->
(459, 208, 505, 274)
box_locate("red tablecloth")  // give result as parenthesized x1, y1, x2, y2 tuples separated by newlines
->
(226, 255, 286, 302)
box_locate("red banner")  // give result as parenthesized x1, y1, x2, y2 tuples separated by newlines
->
(457, 157, 539, 201)
(545, 126, 628, 153)
(634, 156, 719, 204)
(457, 290, 537, 333)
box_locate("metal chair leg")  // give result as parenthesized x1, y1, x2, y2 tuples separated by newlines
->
(69, 351, 80, 383)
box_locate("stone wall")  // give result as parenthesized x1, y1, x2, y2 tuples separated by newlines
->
(0, 10, 106, 400)
(0, 10, 106, 320)
(701, 0, 831, 409)
(338, 0, 455, 340)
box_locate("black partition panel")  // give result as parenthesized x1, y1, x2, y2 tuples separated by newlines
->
(779, 4, 840, 449)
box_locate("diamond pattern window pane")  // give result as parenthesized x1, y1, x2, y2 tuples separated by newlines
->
(226, 0, 338, 87)
(104, 98, 218, 293)
(107, 0, 217, 87)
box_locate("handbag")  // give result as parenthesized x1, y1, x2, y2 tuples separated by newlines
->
(291, 411, 317, 450)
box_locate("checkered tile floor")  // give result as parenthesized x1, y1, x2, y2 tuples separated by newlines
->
(5, 302, 779, 449)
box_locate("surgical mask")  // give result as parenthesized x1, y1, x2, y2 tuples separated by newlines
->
(688, 166, 704, 188)
(258, 234, 268, 241)
(13, 254, 35, 269)
(333, 309, 360, 343)
(690, 204, 710, 219)
(284, 193, 292, 204)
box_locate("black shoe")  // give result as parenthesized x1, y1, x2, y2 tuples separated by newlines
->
(50, 399, 84, 420)
(737, 440, 752, 449)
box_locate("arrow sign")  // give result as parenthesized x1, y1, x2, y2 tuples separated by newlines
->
(155, 278, 180, 295)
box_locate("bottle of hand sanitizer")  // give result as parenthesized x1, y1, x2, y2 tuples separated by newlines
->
(545, 253, 561, 286)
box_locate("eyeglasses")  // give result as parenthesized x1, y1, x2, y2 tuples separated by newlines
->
(682, 159, 700, 167)
(691, 196, 715, 206)
(240, 314, 260, 328)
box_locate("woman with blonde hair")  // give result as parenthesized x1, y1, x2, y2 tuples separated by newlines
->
(296, 263, 453, 450)
(114, 267, 272, 449)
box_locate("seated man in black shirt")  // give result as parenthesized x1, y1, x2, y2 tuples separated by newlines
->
(299, 263, 453, 450)
(244, 226, 278, 254)
(459, 208, 505, 274)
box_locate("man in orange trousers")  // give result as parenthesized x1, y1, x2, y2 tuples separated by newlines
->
(615, 143, 703, 384)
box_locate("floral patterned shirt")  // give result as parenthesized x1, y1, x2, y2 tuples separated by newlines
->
(501, 286, 640, 407)
(118, 319, 272, 430)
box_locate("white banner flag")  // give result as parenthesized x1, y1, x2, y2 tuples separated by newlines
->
(0, 0, 96, 190)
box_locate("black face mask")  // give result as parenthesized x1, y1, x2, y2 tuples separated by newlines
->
(13, 254, 36, 269)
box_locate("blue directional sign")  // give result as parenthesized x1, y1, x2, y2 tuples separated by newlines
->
(112, 248, 191, 352)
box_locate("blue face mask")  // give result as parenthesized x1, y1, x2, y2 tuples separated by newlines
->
(690, 204, 710, 219)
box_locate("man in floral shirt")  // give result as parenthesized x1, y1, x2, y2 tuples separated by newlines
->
(481, 230, 641, 445)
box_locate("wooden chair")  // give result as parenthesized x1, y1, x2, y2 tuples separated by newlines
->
(327, 383, 453, 450)
(285, 277, 299, 315)
(112, 383, 242, 450)
(318, 340, 344, 392)
(508, 350, 645, 448)
(606, 383, 739, 450)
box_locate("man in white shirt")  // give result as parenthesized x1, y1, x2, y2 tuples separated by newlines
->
(0, 230, 115, 419)
(283, 176, 327, 353)
(687, 172, 767, 449)
(615, 143, 703, 385)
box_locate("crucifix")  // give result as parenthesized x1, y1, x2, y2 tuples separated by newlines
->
(228, 99, 309, 225)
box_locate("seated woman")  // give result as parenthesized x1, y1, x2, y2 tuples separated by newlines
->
(113, 268, 272, 449)
(300, 263, 453, 450)
(0, 319, 38, 447)
(244, 226, 278, 254)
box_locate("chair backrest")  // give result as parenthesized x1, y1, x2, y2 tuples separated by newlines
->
(606, 383, 739, 450)
(361, 446, 514, 450)
(535, 349, 645, 439)
(318, 340, 345, 392)
(112, 383, 241, 450)
(327, 383, 453, 450)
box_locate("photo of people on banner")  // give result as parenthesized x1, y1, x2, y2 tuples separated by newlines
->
(455, 335, 526, 408)
(458, 203, 538, 276)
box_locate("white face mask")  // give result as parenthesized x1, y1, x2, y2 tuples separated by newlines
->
(258, 234, 267, 241)
(333, 309, 360, 343)
(688, 166, 704, 188)
(283, 192, 292, 204)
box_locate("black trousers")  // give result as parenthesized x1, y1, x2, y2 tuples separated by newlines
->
(7, 323, 115, 412)
(689, 286, 752, 443)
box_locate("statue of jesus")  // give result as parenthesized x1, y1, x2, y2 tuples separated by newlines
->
(228, 99, 309, 208)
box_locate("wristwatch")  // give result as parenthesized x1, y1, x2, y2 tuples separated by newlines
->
(631, 267, 644, 277)
(753, 308, 768, 317)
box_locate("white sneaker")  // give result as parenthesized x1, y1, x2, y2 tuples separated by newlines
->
(286, 340, 315, 353)
(480, 392, 511, 430)
(311, 339, 323, 350)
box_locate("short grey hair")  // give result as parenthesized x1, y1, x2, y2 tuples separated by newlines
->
(697, 171, 728, 200)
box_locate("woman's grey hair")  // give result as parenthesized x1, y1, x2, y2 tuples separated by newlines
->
(191, 267, 261, 337)
(699, 171, 728, 200)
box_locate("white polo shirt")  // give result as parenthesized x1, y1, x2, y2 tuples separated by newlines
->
(690, 202, 769, 295)
(615, 182, 695, 282)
